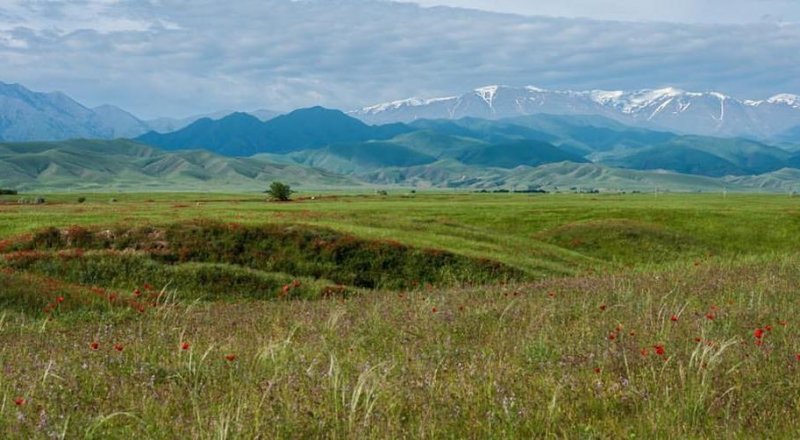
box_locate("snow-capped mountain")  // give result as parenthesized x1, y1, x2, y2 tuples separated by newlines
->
(353, 85, 800, 140)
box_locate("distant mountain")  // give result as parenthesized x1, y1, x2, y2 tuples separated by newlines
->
(603, 136, 792, 177)
(0, 81, 279, 141)
(2, 139, 799, 193)
(277, 141, 439, 174)
(240, 112, 800, 180)
(136, 107, 413, 156)
(0, 139, 356, 191)
(144, 109, 278, 134)
(353, 85, 800, 140)
(0, 81, 148, 141)
(457, 140, 588, 168)
(775, 125, 800, 144)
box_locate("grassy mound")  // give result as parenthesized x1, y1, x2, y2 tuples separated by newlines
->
(538, 219, 707, 264)
(2, 251, 341, 303)
(5, 221, 523, 292)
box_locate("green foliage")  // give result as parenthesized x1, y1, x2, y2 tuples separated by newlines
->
(0, 188, 17, 195)
(266, 181, 292, 201)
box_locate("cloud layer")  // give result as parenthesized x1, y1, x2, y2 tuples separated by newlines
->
(411, 0, 800, 24)
(1, 0, 798, 118)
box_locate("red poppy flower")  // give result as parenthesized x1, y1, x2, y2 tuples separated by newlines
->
(765, 325, 773, 332)
(14, 397, 25, 406)
(694, 337, 702, 343)
(133, 288, 141, 297)
(629, 331, 636, 337)
(754, 328, 765, 339)
(599, 304, 607, 311)
(90, 342, 99, 350)
(670, 315, 678, 322)
(431, 307, 437, 313)
(653, 345, 666, 356)
(225, 354, 237, 362)
(796, 354, 800, 361)
(608, 333, 616, 341)
(640, 348, 649, 357)
(594, 367, 601, 374)
(143, 283, 153, 291)
(56, 296, 65, 303)
(547, 291, 556, 298)
(181, 342, 190, 351)
(705, 313, 715, 320)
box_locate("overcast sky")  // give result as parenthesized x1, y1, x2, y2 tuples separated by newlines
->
(412, 0, 800, 24)
(1, 0, 798, 118)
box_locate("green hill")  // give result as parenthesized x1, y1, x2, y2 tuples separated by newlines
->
(457, 139, 588, 169)
(0, 139, 357, 191)
(605, 136, 791, 177)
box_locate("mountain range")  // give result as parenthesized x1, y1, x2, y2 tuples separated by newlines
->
(136, 107, 410, 156)
(2, 138, 799, 193)
(2, 81, 800, 193)
(353, 85, 800, 142)
(0, 82, 277, 142)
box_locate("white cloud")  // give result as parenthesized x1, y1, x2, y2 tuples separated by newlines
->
(0, 0, 798, 118)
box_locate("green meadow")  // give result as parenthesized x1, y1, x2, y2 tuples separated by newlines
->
(2, 192, 800, 438)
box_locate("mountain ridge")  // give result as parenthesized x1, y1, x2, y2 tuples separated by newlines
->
(353, 85, 800, 140)
(0, 81, 279, 142)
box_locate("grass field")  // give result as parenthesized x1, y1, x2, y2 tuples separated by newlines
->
(2, 192, 800, 437)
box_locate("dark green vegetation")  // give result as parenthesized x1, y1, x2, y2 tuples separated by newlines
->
(266, 181, 292, 201)
(3, 193, 800, 437)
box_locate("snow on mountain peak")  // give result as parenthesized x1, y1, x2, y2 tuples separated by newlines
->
(767, 94, 800, 107)
(360, 96, 457, 114)
(589, 90, 624, 104)
(525, 85, 547, 93)
(474, 85, 500, 108)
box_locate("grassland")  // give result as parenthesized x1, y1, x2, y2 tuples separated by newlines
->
(2, 192, 800, 438)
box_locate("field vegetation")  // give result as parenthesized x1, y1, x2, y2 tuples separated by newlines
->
(1, 192, 800, 437)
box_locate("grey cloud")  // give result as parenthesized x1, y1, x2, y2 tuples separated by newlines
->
(0, 0, 798, 118)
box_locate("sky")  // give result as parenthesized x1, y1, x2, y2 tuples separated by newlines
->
(1, 0, 799, 119)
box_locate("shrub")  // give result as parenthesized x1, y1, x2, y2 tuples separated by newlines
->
(0, 189, 18, 195)
(267, 181, 292, 201)
(77, 197, 86, 204)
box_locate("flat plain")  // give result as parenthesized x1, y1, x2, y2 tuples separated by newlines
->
(2, 191, 800, 438)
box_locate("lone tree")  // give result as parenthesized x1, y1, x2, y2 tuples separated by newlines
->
(267, 181, 292, 201)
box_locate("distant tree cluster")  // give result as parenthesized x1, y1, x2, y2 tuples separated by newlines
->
(0, 189, 18, 195)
